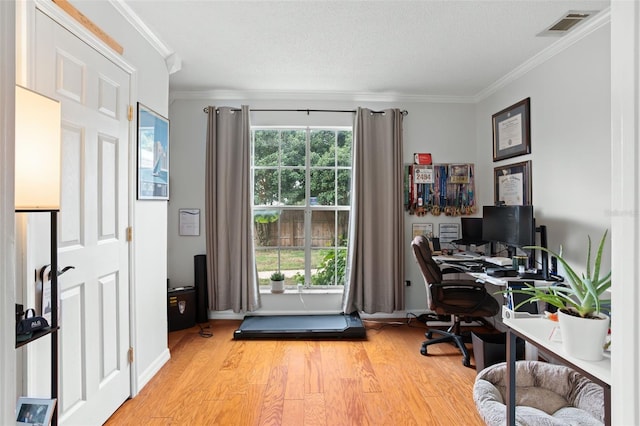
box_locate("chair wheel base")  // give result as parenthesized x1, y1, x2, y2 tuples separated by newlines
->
(420, 343, 428, 356)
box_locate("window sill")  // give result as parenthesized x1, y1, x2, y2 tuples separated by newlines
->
(259, 287, 344, 295)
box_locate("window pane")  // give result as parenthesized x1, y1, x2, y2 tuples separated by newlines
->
(255, 248, 277, 286)
(281, 169, 305, 205)
(280, 248, 305, 285)
(337, 131, 352, 167)
(255, 248, 305, 286)
(309, 247, 347, 286)
(337, 210, 350, 244)
(254, 169, 278, 205)
(337, 169, 351, 206)
(281, 130, 306, 167)
(310, 130, 335, 167)
(279, 210, 305, 247)
(311, 211, 335, 248)
(253, 209, 280, 247)
(254, 130, 279, 166)
(310, 169, 335, 205)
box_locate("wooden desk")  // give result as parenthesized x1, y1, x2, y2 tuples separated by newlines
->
(503, 317, 611, 426)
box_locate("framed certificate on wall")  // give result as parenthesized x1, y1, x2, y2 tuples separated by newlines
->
(492, 98, 531, 162)
(494, 161, 532, 206)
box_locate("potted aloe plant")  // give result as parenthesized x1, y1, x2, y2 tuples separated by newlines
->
(270, 271, 285, 294)
(506, 230, 611, 361)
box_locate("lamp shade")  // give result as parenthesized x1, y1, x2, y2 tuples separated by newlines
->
(15, 85, 61, 210)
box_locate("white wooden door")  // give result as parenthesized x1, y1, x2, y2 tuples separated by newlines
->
(34, 10, 131, 425)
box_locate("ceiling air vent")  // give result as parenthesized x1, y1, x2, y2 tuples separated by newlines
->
(537, 11, 597, 37)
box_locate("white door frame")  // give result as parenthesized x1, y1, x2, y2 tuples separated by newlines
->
(0, 1, 17, 424)
(610, 1, 640, 424)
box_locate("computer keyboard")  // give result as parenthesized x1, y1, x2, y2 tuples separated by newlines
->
(485, 256, 512, 267)
(519, 272, 546, 280)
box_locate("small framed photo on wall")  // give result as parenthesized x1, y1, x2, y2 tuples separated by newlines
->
(492, 98, 531, 162)
(494, 160, 532, 206)
(412, 223, 434, 238)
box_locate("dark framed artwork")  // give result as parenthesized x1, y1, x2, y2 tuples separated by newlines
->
(492, 98, 531, 162)
(494, 160, 531, 206)
(137, 103, 170, 200)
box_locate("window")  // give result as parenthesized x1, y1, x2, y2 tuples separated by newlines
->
(252, 127, 352, 289)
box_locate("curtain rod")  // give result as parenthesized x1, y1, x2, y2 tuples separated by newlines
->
(203, 107, 408, 116)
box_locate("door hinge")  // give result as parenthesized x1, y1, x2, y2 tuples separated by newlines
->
(128, 347, 134, 364)
(126, 226, 133, 242)
(127, 105, 134, 121)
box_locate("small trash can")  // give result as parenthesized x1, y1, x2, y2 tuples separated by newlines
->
(472, 332, 525, 373)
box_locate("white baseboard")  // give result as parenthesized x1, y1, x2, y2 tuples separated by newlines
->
(135, 348, 170, 395)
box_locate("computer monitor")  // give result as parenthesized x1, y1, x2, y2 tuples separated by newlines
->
(482, 205, 535, 254)
(482, 205, 551, 279)
(453, 217, 486, 245)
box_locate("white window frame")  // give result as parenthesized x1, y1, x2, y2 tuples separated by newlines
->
(251, 126, 352, 289)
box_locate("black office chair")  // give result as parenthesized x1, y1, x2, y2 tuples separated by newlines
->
(411, 235, 500, 367)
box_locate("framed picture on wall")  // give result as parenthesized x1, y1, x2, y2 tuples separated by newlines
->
(492, 98, 531, 162)
(137, 103, 170, 200)
(494, 160, 532, 206)
(412, 223, 434, 238)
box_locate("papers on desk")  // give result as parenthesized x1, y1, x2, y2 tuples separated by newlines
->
(439, 261, 484, 273)
(485, 256, 513, 266)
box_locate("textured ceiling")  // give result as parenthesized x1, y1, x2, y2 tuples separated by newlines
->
(119, 0, 610, 99)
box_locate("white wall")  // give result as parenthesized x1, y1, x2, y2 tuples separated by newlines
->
(168, 97, 476, 316)
(475, 23, 612, 274)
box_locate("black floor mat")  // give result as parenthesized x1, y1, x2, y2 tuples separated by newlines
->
(233, 312, 366, 340)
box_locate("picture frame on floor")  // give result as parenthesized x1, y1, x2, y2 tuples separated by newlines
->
(16, 397, 56, 426)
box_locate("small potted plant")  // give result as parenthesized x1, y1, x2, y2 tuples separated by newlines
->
(270, 271, 285, 294)
(505, 230, 611, 361)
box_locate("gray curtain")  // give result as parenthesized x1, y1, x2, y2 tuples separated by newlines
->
(205, 106, 261, 313)
(342, 108, 405, 314)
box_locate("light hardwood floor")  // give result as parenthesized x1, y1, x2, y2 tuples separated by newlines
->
(105, 319, 487, 425)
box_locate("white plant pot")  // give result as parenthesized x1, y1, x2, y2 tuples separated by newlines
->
(270, 280, 285, 294)
(558, 309, 610, 361)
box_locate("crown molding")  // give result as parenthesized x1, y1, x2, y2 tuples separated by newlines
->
(474, 7, 611, 102)
(110, 0, 181, 74)
(169, 89, 476, 104)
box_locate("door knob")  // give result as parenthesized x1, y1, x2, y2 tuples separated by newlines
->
(39, 265, 75, 282)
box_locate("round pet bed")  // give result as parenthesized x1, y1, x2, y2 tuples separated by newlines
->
(473, 361, 604, 426)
